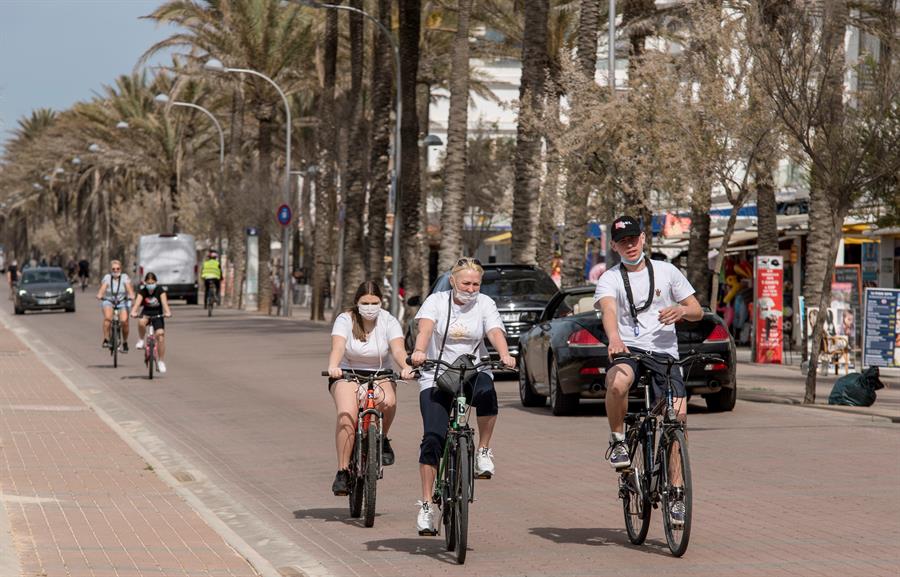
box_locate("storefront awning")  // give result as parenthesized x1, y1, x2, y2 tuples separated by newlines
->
(484, 231, 511, 244)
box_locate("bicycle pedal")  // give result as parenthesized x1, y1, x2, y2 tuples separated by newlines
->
(418, 528, 439, 537)
(476, 472, 492, 480)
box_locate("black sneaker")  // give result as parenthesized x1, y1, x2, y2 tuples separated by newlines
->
(605, 440, 631, 470)
(382, 438, 395, 466)
(102, 339, 110, 349)
(332, 469, 350, 496)
(121, 342, 129, 353)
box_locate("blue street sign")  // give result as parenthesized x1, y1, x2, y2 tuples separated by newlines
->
(277, 204, 292, 226)
(246, 227, 259, 236)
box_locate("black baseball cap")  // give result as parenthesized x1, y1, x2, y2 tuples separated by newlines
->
(610, 215, 642, 242)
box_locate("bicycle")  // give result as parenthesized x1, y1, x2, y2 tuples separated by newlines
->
(204, 280, 218, 317)
(613, 349, 722, 557)
(415, 355, 510, 565)
(143, 314, 165, 380)
(79, 274, 89, 292)
(321, 369, 399, 527)
(104, 296, 126, 369)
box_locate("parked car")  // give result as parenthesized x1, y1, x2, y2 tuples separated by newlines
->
(405, 264, 560, 362)
(517, 285, 736, 415)
(136, 233, 198, 304)
(14, 267, 76, 314)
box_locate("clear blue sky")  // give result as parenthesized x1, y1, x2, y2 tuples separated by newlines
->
(0, 0, 175, 148)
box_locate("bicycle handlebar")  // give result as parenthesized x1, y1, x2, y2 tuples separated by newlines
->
(407, 355, 513, 372)
(611, 349, 723, 367)
(321, 370, 406, 381)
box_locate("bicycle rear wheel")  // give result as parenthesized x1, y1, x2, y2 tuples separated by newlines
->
(622, 428, 651, 545)
(111, 325, 119, 368)
(207, 287, 215, 317)
(363, 423, 379, 527)
(454, 435, 471, 564)
(147, 340, 154, 380)
(661, 428, 692, 557)
(349, 435, 363, 518)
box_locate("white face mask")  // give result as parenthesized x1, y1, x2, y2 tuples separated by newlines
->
(358, 304, 381, 320)
(620, 251, 645, 266)
(453, 289, 479, 305)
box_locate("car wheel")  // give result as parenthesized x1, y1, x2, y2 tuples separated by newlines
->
(549, 357, 579, 416)
(705, 384, 736, 412)
(518, 354, 547, 407)
(14, 307, 24, 315)
(186, 295, 198, 305)
(66, 306, 76, 313)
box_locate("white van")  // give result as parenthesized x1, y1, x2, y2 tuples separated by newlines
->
(135, 234, 198, 304)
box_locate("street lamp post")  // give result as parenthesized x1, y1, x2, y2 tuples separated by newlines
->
(154, 93, 225, 174)
(296, 0, 403, 316)
(205, 58, 293, 317)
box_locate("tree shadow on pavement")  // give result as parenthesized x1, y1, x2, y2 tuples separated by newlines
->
(293, 508, 375, 527)
(529, 527, 671, 557)
(363, 537, 460, 564)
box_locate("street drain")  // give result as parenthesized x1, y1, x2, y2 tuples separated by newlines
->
(278, 568, 309, 577)
(172, 471, 195, 483)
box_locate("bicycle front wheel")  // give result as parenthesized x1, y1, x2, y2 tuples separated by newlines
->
(349, 437, 363, 518)
(111, 326, 119, 368)
(363, 423, 379, 527)
(454, 436, 471, 564)
(661, 428, 692, 557)
(147, 342, 154, 380)
(622, 430, 651, 545)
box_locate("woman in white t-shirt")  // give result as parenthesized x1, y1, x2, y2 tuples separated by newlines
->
(409, 258, 516, 535)
(327, 280, 413, 496)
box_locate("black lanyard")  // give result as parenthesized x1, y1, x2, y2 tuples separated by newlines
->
(619, 258, 654, 334)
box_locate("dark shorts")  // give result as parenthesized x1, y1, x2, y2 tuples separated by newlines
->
(327, 369, 394, 392)
(610, 348, 686, 400)
(143, 315, 165, 332)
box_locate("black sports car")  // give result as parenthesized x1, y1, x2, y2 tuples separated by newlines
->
(14, 267, 76, 314)
(517, 285, 736, 415)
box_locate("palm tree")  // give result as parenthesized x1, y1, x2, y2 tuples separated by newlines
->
(142, 0, 316, 314)
(511, 0, 550, 265)
(438, 0, 474, 273)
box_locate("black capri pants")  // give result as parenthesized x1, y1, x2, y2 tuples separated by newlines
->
(418, 371, 498, 466)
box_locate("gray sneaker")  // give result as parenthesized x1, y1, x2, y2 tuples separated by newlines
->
(605, 441, 631, 470)
(669, 487, 686, 527)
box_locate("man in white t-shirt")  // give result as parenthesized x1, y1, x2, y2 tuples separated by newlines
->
(594, 215, 702, 523)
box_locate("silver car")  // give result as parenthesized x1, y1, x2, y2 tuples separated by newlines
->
(14, 267, 76, 314)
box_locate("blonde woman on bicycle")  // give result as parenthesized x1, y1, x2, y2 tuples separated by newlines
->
(327, 280, 414, 496)
(409, 257, 515, 535)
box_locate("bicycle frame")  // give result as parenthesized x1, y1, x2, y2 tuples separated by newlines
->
(433, 391, 474, 505)
(353, 379, 385, 480)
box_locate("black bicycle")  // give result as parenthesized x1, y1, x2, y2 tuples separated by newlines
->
(105, 297, 126, 368)
(415, 355, 510, 565)
(614, 350, 722, 557)
(321, 369, 399, 527)
(204, 280, 217, 317)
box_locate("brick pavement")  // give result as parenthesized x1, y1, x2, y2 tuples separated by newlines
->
(0, 321, 260, 577)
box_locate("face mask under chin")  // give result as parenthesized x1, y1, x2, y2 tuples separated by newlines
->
(620, 252, 645, 266)
(453, 289, 478, 304)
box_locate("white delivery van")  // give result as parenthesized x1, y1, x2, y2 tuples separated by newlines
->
(135, 234, 198, 304)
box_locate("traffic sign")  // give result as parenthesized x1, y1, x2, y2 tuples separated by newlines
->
(276, 204, 292, 227)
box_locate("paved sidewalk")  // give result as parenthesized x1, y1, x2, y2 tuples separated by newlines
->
(0, 322, 260, 576)
(736, 348, 900, 422)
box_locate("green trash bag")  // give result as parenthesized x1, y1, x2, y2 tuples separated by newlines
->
(828, 367, 885, 407)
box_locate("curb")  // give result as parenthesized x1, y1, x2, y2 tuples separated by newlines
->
(738, 393, 899, 423)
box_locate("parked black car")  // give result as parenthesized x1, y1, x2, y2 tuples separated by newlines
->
(518, 285, 736, 415)
(405, 264, 559, 361)
(14, 267, 76, 314)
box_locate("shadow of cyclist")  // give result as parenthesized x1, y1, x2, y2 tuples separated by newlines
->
(529, 527, 671, 557)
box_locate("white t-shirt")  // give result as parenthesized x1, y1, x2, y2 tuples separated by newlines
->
(331, 309, 404, 371)
(414, 290, 506, 392)
(101, 273, 132, 301)
(593, 260, 695, 358)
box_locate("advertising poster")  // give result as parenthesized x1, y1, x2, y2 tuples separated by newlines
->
(755, 256, 784, 364)
(833, 265, 862, 350)
(863, 288, 900, 367)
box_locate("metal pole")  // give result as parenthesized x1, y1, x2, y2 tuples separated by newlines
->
(224, 67, 293, 317)
(299, 0, 403, 316)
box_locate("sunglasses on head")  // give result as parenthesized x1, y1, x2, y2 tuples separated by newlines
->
(456, 258, 482, 267)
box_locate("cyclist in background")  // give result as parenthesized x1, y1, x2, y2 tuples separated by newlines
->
(96, 260, 134, 352)
(200, 249, 223, 305)
(78, 257, 90, 289)
(132, 272, 172, 374)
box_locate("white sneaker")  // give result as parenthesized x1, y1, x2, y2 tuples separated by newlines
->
(416, 501, 436, 535)
(157, 361, 167, 374)
(135, 339, 144, 350)
(474, 447, 495, 478)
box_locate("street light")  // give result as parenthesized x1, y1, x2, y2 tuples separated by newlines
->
(88, 143, 101, 153)
(205, 58, 293, 316)
(296, 0, 404, 316)
(71, 157, 81, 166)
(116, 121, 129, 129)
(154, 93, 225, 172)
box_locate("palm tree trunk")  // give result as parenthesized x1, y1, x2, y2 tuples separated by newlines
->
(399, 0, 425, 300)
(512, 0, 549, 265)
(538, 90, 560, 275)
(256, 105, 277, 316)
(687, 184, 712, 307)
(340, 0, 368, 309)
(366, 0, 393, 283)
(312, 5, 341, 321)
(438, 0, 472, 273)
(755, 153, 779, 256)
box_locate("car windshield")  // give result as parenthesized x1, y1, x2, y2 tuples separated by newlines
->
(434, 270, 558, 301)
(21, 269, 67, 285)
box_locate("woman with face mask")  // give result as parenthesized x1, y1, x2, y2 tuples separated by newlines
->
(130, 272, 172, 374)
(327, 280, 414, 496)
(408, 258, 516, 535)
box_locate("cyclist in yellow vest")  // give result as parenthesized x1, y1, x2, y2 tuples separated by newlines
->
(201, 250, 223, 305)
